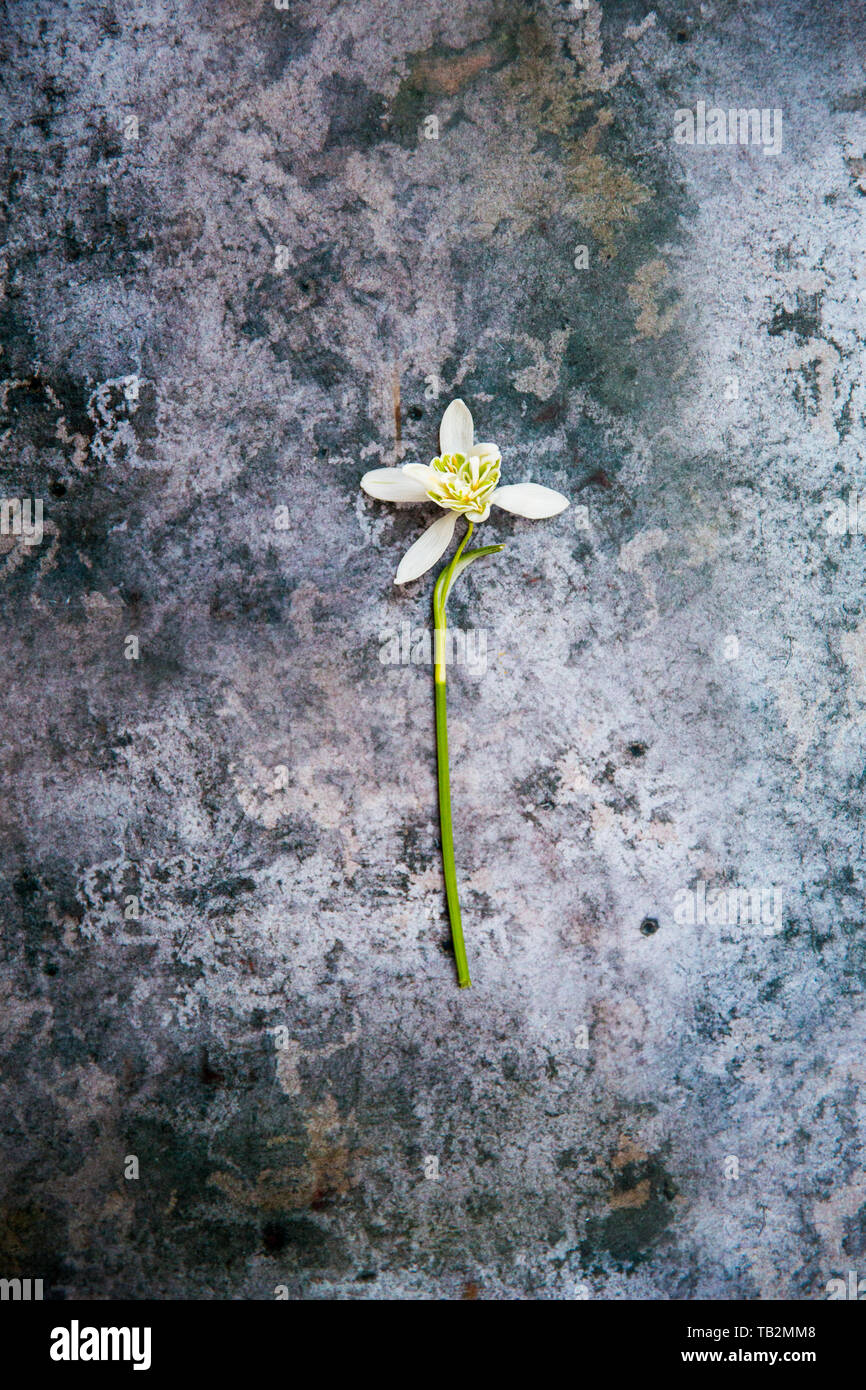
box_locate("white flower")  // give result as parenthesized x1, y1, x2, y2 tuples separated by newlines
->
(361, 399, 569, 584)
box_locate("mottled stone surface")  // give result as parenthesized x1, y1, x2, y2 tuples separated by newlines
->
(1, 0, 865, 1300)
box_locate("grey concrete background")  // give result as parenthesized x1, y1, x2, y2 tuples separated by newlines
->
(0, 0, 864, 1299)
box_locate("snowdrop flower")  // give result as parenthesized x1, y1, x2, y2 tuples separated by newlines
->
(361, 399, 569, 583)
(360, 396, 571, 990)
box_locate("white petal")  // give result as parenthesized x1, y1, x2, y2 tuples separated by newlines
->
(394, 512, 457, 585)
(490, 483, 569, 518)
(401, 462, 436, 487)
(439, 399, 473, 456)
(361, 467, 429, 502)
(472, 442, 499, 460)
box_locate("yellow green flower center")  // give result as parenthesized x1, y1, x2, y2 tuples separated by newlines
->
(425, 451, 501, 516)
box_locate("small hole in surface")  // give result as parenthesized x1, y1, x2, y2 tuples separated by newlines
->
(640, 917, 660, 936)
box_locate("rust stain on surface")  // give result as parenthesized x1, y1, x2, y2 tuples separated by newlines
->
(412, 42, 503, 96)
(566, 111, 651, 258)
(208, 1098, 354, 1213)
(610, 1177, 651, 1209)
(628, 259, 679, 339)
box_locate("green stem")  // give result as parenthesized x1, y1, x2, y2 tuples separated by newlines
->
(433, 520, 474, 988)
